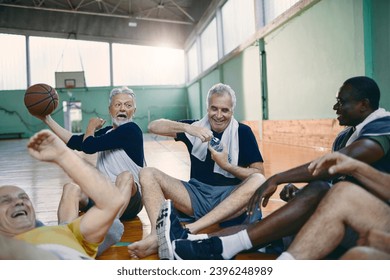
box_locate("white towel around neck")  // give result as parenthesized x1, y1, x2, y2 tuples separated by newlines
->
(346, 108, 390, 146)
(184, 115, 239, 178)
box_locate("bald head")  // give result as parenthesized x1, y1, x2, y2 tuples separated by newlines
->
(0, 185, 36, 237)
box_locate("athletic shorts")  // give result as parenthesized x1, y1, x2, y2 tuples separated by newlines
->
(180, 178, 262, 226)
(83, 184, 143, 221)
(120, 185, 143, 220)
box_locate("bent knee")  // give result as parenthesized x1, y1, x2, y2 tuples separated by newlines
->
(329, 181, 361, 197)
(249, 172, 266, 182)
(117, 171, 134, 182)
(297, 181, 330, 203)
(245, 173, 266, 188)
(139, 167, 162, 182)
(62, 182, 81, 197)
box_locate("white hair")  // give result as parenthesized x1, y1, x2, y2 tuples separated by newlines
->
(206, 83, 236, 110)
(109, 86, 136, 108)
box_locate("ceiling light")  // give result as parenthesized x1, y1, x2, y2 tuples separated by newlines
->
(128, 22, 137, 27)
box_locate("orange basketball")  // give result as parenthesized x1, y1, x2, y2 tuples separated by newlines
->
(24, 83, 59, 117)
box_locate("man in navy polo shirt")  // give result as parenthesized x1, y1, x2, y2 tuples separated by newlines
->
(128, 83, 265, 259)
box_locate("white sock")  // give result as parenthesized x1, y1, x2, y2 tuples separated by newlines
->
(276, 251, 296, 260)
(188, 233, 208, 240)
(220, 230, 252, 259)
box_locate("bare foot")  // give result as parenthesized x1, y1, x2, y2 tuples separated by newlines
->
(128, 234, 158, 259)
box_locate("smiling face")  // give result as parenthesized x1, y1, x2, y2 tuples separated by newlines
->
(333, 84, 368, 127)
(0, 186, 36, 237)
(109, 93, 136, 128)
(207, 92, 234, 133)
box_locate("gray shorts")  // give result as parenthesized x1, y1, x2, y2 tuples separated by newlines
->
(120, 185, 143, 220)
(83, 185, 143, 221)
(180, 178, 262, 225)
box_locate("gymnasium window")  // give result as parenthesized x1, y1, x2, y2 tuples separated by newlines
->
(187, 42, 199, 82)
(263, 0, 301, 24)
(221, 0, 256, 55)
(200, 18, 218, 72)
(0, 34, 27, 90)
(29, 37, 110, 87)
(112, 43, 185, 86)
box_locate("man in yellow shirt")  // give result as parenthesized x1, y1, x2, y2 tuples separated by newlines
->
(0, 130, 130, 259)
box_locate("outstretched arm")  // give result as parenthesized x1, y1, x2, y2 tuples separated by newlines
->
(247, 162, 318, 213)
(27, 130, 125, 244)
(309, 152, 390, 201)
(39, 115, 73, 144)
(148, 119, 213, 142)
(248, 138, 385, 212)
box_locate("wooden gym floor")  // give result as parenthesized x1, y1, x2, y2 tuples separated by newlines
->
(0, 133, 328, 260)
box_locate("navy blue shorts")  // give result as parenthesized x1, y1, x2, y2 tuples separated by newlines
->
(83, 186, 143, 221)
(179, 178, 262, 226)
(120, 186, 143, 220)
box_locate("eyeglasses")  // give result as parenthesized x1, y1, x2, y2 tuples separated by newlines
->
(334, 97, 365, 108)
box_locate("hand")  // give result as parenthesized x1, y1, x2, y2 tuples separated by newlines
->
(32, 114, 47, 121)
(27, 129, 68, 162)
(308, 152, 357, 176)
(247, 178, 278, 218)
(358, 229, 390, 253)
(33, 114, 54, 124)
(208, 143, 230, 168)
(279, 183, 300, 202)
(88, 117, 106, 131)
(186, 125, 213, 142)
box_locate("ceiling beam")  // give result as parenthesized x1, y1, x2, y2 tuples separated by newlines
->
(0, 3, 194, 25)
(169, 0, 195, 22)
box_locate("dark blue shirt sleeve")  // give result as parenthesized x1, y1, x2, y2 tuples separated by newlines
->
(67, 122, 144, 167)
(67, 126, 111, 151)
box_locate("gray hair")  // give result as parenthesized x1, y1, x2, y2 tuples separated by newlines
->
(109, 86, 136, 107)
(206, 83, 236, 111)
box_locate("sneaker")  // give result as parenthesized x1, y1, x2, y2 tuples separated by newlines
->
(172, 237, 225, 260)
(156, 199, 190, 260)
(257, 238, 285, 255)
